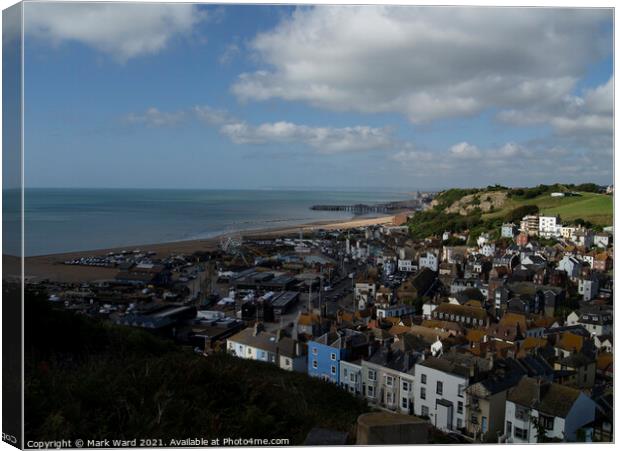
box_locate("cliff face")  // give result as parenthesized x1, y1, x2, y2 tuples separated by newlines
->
(444, 191, 508, 215)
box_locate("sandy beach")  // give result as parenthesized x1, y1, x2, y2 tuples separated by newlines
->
(10, 213, 406, 283)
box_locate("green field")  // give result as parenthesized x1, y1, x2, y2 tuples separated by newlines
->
(482, 192, 613, 226)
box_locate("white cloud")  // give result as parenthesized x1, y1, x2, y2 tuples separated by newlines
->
(498, 77, 613, 140)
(125, 105, 394, 153)
(220, 121, 394, 154)
(232, 6, 610, 123)
(449, 142, 481, 159)
(24, 3, 206, 61)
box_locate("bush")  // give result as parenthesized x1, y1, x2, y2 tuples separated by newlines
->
(504, 205, 539, 223)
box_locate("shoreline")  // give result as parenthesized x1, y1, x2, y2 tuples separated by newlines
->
(13, 213, 409, 283)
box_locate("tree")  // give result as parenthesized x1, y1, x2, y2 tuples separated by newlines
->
(529, 415, 551, 443)
(504, 205, 539, 223)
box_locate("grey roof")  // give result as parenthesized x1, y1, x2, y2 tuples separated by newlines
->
(271, 291, 299, 308)
(507, 377, 582, 418)
(367, 347, 421, 374)
(277, 336, 305, 358)
(228, 328, 279, 353)
(419, 353, 491, 378)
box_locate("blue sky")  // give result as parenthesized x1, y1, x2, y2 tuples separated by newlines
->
(22, 3, 613, 190)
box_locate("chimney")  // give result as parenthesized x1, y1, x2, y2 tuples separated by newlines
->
(404, 352, 412, 370)
(276, 328, 283, 342)
(253, 322, 264, 336)
(295, 340, 301, 357)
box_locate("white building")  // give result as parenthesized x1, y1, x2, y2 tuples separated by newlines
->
(593, 233, 611, 248)
(398, 259, 416, 272)
(413, 355, 490, 432)
(340, 359, 363, 396)
(561, 226, 578, 240)
(578, 277, 599, 301)
(501, 223, 518, 238)
(520, 215, 539, 236)
(539, 216, 562, 238)
(376, 304, 416, 320)
(355, 282, 376, 310)
(505, 377, 596, 443)
(419, 252, 439, 272)
(577, 311, 613, 337)
(477, 233, 491, 247)
(481, 243, 496, 257)
(422, 300, 440, 320)
(557, 255, 582, 279)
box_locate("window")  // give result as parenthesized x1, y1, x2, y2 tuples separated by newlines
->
(312, 347, 318, 355)
(514, 427, 528, 440)
(368, 369, 376, 381)
(331, 365, 337, 375)
(385, 375, 394, 387)
(386, 393, 394, 405)
(344, 368, 348, 377)
(515, 406, 528, 421)
(247, 348, 252, 355)
(457, 419, 463, 429)
(330, 352, 337, 361)
(350, 373, 356, 383)
(436, 381, 443, 395)
(481, 417, 488, 433)
(458, 384, 465, 397)
(402, 381, 409, 392)
(420, 387, 426, 400)
(421, 406, 429, 417)
(539, 414, 554, 430)
(285, 358, 291, 366)
(506, 421, 512, 436)
(368, 386, 375, 398)
(457, 401, 463, 414)
(312, 360, 318, 369)
(421, 374, 427, 384)
(402, 397, 408, 409)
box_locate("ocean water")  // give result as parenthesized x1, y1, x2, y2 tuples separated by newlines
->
(4, 188, 413, 256)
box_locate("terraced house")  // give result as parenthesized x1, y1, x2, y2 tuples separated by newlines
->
(431, 302, 491, 328)
(307, 329, 369, 384)
(413, 353, 492, 433)
(361, 336, 425, 414)
(504, 377, 596, 443)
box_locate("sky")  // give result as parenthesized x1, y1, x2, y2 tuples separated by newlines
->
(20, 2, 614, 190)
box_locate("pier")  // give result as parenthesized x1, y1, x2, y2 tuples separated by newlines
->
(310, 200, 421, 214)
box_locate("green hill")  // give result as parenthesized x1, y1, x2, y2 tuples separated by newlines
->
(482, 191, 612, 226)
(24, 287, 368, 444)
(410, 184, 612, 242)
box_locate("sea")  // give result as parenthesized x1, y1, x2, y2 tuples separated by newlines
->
(3, 188, 414, 256)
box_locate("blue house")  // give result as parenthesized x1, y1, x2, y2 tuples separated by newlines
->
(307, 329, 368, 384)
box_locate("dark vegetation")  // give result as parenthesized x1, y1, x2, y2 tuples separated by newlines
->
(507, 183, 602, 199)
(25, 289, 368, 444)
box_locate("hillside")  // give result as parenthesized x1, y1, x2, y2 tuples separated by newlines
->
(23, 287, 368, 444)
(410, 184, 612, 242)
(482, 191, 612, 226)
